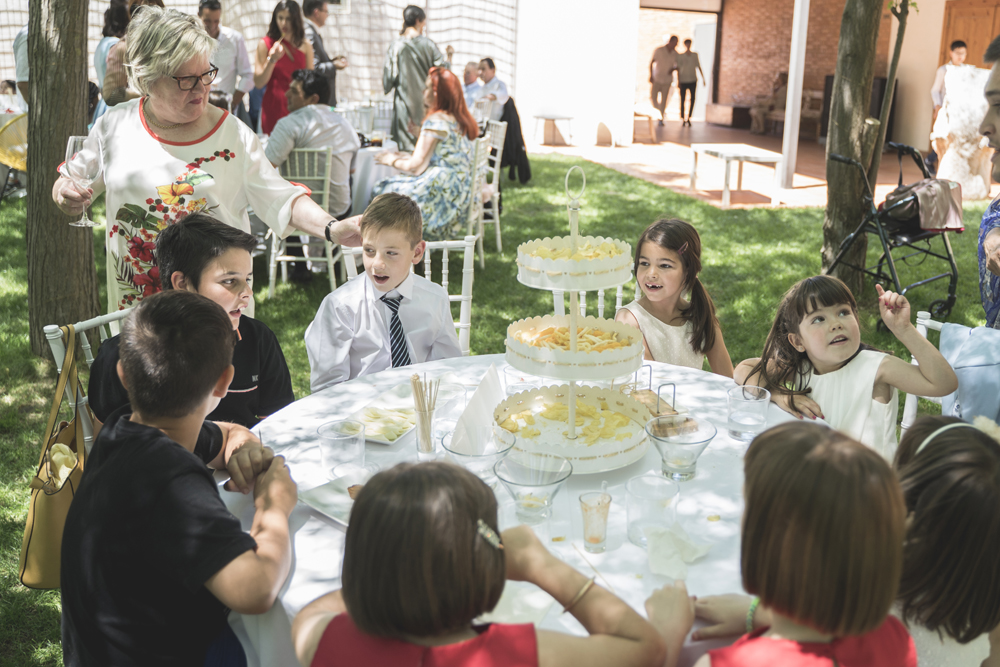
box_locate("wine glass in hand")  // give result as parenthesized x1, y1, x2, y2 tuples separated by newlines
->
(64, 136, 102, 228)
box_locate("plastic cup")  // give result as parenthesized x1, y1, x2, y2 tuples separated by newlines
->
(317, 420, 365, 478)
(441, 427, 515, 488)
(727, 386, 770, 442)
(495, 453, 573, 525)
(579, 491, 612, 553)
(646, 415, 717, 481)
(626, 474, 679, 548)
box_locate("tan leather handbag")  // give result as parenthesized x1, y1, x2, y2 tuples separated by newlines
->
(19, 325, 89, 589)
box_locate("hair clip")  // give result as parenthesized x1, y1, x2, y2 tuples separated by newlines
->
(677, 241, 689, 255)
(476, 519, 503, 550)
(914, 417, 1000, 456)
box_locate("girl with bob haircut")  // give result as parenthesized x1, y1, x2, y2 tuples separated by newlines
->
(292, 462, 695, 667)
(254, 0, 313, 134)
(669, 422, 916, 666)
(892, 415, 1000, 664)
(734, 275, 956, 459)
(615, 219, 733, 376)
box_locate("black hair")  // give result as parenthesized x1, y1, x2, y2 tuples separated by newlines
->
(154, 213, 257, 291)
(950, 40, 967, 51)
(987, 36, 1000, 64)
(268, 0, 305, 47)
(208, 90, 231, 110)
(291, 68, 329, 105)
(198, 0, 221, 12)
(480, 57, 496, 71)
(684, 38, 692, 46)
(401, 5, 425, 35)
(119, 290, 237, 419)
(302, 0, 327, 17)
(103, 3, 130, 37)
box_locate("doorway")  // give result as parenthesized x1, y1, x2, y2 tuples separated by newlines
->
(939, 0, 1000, 67)
(635, 8, 718, 122)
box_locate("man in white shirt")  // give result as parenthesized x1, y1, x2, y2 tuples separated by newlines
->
(305, 193, 462, 390)
(303, 0, 348, 107)
(649, 35, 678, 125)
(477, 58, 509, 121)
(198, 0, 253, 119)
(932, 40, 969, 123)
(266, 69, 360, 219)
(676, 39, 705, 126)
(463, 61, 482, 109)
(13, 23, 28, 110)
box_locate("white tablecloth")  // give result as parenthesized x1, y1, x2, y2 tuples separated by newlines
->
(225, 355, 793, 666)
(350, 141, 398, 215)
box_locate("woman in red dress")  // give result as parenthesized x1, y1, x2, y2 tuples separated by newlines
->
(254, 0, 313, 135)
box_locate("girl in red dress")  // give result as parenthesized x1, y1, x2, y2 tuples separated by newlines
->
(292, 462, 693, 667)
(680, 423, 917, 667)
(254, 0, 313, 135)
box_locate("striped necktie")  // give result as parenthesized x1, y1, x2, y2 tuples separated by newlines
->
(380, 294, 411, 368)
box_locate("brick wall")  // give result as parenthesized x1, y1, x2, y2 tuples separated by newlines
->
(716, 0, 891, 106)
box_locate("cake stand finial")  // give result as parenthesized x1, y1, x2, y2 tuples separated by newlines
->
(565, 166, 586, 251)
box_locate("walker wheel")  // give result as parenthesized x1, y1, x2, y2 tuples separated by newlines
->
(929, 299, 952, 320)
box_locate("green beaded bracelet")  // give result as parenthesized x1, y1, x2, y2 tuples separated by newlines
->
(746, 597, 761, 634)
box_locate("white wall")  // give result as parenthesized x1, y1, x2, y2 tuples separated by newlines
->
(888, 0, 946, 151)
(515, 0, 640, 145)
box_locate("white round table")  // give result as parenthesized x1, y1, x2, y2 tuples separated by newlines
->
(350, 141, 398, 215)
(224, 355, 792, 667)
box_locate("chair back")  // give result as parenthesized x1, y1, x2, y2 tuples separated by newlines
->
(484, 120, 507, 185)
(280, 147, 332, 214)
(373, 101, 392, 134)
(467, 137, 490, 235)
(473, 99, 495, 127)
(339, 235, 478, 354)
(43, 308, 133, 453)
(552, 286, 628, 319)
(0, 113, 27, 171)
(900, 310, 944, 434)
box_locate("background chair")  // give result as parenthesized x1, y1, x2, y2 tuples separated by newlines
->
(900, 311, 944, 434)
(552, 285, 631, 319)
(466, 137, 490, 268)
(44, 309, 132, 454)
(340, 235, 478, 355)
(481, 120, 508, 252)
(270, 147, 342, 298)
(0, 113, 27, 206)
(473, 99, 495, 129)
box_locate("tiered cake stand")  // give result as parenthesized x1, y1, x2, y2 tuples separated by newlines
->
(496, 168, 651, 474)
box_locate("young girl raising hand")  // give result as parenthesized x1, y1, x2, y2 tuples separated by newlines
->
(735, 276, 957, 459)
(615, 219, 733, 377)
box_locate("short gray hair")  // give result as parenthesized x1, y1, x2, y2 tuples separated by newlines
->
(126, 7, 216, 96)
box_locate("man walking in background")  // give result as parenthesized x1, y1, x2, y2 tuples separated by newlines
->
(649, 35, 678, 126)
(676, 39, 705, 126)
(198, 0, 253, 124)
(304, 0, 348, 107)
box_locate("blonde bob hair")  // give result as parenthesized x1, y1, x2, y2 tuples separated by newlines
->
(125, 7, 216, 97)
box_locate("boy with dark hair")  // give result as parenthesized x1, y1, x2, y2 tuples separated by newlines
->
(89, 213, 294, 428)
(61, 290, 297, 666)
(304, 193, 462, 390)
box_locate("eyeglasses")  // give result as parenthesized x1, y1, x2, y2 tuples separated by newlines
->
(171, 65, 219, 91)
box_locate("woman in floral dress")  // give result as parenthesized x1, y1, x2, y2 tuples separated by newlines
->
(373, 67, 478, 242)
(52, 7, 359, 313)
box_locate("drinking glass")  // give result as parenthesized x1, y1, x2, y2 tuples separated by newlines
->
(495, 453, 573, 525)
(646, 415, 717, 481)
(317, 420, 366, 478)
(441, 426, 515, 488)
(626, 474, 679, 547)
(64, 136, 102, 228)
(727, 386, 770, 442)
(579, 491, 612, 553)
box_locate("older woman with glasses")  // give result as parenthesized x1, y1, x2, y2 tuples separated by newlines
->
(52, 7, 358, 314)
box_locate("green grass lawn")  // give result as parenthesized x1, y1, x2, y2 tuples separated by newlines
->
(0, 154, 989, 665)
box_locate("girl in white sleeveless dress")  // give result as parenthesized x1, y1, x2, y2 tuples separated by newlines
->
(734, 275, 957, 459)
(615, 219, 733, 377)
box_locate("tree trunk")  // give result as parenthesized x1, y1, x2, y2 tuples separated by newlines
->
(822, 0, 883, 296)
(868, 0, 909, 181)
(26, 0, 101, 358)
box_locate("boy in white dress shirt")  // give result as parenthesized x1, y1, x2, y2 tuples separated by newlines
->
(304, 193, 462, 391)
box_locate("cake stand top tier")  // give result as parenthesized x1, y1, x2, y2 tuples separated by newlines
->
(516, 236, 633, 292)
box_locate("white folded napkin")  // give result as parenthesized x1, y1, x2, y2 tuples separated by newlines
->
(645, 522, 712, 579)
(451, 364, 504, 455)
(478, 581, 556, 625)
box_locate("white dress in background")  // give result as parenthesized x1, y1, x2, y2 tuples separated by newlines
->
(618, 301, 704, 370)
(891, 608, 990, 666)
(804, 349, 898, 459)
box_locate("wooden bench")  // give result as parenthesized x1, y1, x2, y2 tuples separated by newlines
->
(766, 89, 825, 141)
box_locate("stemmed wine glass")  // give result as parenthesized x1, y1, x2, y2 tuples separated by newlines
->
(64, 136, 103, 228)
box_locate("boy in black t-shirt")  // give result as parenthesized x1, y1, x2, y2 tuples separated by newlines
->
(89, 213, 294, 428)
(61, 290, 298, 666)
